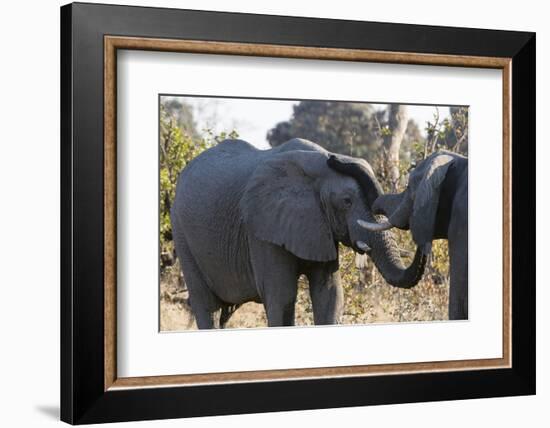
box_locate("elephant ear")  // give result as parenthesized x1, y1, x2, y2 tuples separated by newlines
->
(241, 151, 337, 262)
(410, 153, 454, 246)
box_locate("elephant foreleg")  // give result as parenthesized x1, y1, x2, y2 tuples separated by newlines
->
(448, 232, 468, 320)
(449, 255, 468, 320)
(248, 239, 299, 327)
(306, 260, 344, 325)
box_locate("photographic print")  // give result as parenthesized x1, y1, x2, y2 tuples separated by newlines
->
(159, 95, 468, 331)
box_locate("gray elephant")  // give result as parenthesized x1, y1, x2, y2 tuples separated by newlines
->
(171, 138, 427, 329)
(328, 151, 468, 320)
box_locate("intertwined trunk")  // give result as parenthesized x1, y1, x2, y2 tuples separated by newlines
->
(368, 228, 427, 288)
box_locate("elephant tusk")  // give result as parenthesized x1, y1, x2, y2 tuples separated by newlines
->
(356, 241, 371, 252)
(357, 219, 394, 232)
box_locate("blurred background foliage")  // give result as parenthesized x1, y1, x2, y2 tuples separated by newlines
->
(159, 97, 468, 330)
(159, 100, 238, 267)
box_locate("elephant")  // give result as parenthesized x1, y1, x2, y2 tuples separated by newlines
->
(327, 150, 468, 320)
(171, 138, 427, 329)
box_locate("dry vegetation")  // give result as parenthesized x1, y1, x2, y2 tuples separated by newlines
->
(160, 235, 450, 331)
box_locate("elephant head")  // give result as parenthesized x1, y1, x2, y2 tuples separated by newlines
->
(328, 151, 457, 258)
(241, 146, 426, 288)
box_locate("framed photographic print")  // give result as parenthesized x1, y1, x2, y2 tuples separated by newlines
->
(60, 2, 535, 424)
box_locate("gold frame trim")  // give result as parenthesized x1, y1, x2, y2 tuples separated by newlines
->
(104, 36, 512, 391)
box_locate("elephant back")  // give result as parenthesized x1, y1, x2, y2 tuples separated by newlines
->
(172, 139, 264, 228)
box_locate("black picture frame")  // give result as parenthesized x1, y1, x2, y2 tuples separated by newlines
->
(61, 2, 535, 424)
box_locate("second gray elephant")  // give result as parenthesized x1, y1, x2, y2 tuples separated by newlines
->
(171, 138, 427, 328)
(328, 151, 468, 320)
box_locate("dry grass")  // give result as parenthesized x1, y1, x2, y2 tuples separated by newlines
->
(160, 237, 449, 331)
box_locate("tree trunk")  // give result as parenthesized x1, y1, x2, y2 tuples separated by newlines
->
(384, 105, 408, 192)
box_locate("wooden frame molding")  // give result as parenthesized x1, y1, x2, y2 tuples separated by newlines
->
(104, 35, 513, 391)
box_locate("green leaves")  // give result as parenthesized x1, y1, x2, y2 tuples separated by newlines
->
(422, 106, 468, 158)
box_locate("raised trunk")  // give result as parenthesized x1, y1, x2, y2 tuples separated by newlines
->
(372, 193, 412, 230)
(369, 229, 427, 289)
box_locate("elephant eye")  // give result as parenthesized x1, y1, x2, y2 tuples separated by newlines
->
(342, 196, 353, 208)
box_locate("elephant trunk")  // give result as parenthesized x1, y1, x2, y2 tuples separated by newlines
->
(368, 229, 427, 289)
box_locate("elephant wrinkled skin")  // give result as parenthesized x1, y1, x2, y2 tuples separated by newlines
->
(171, 138, 427, 328)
